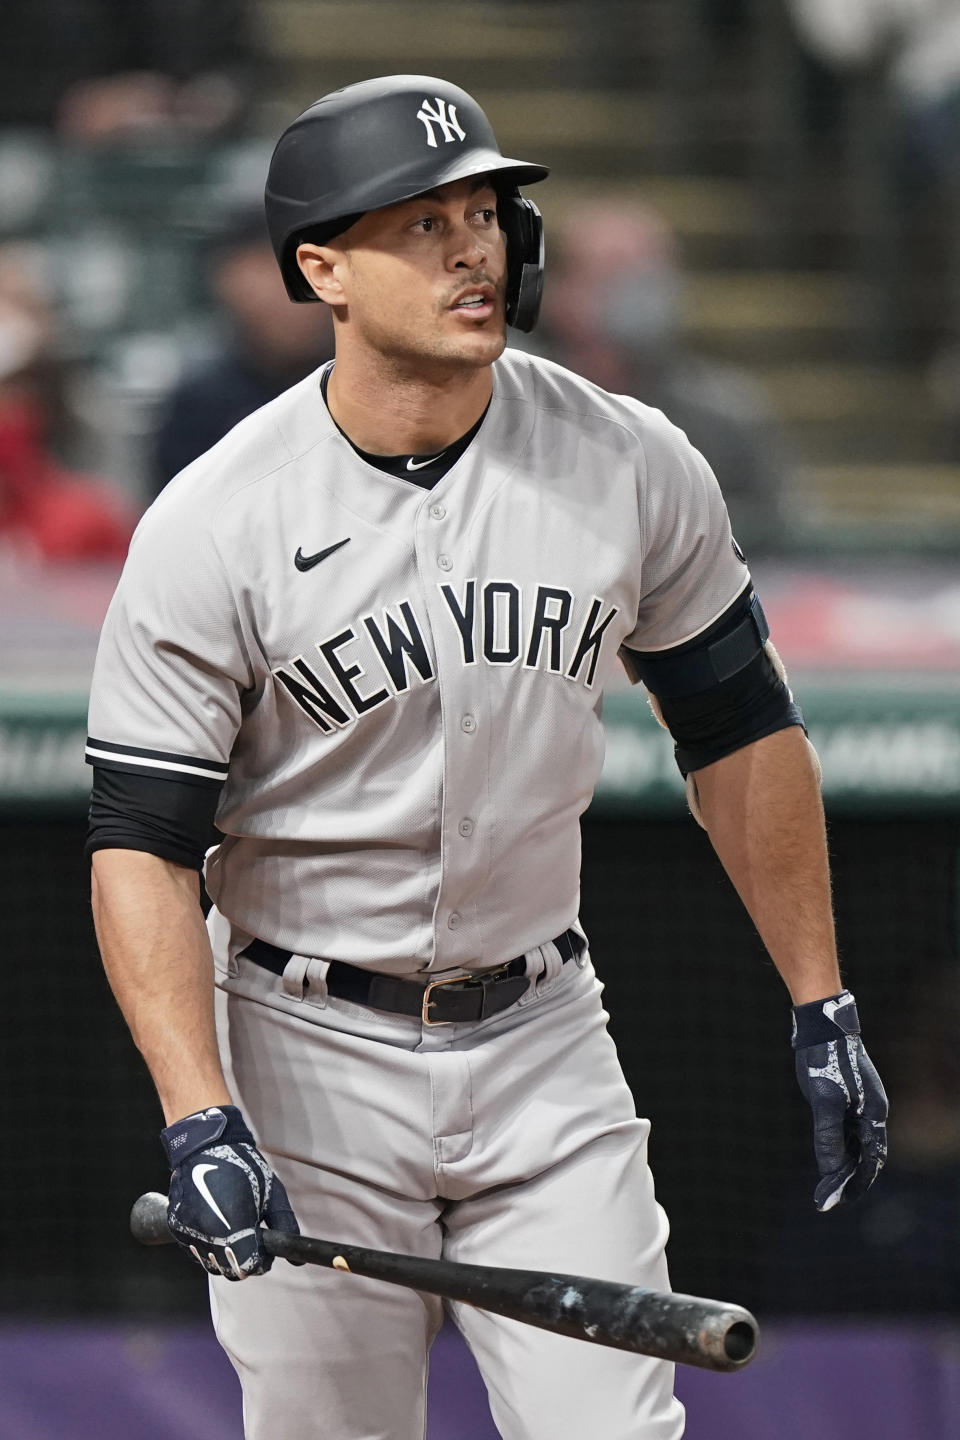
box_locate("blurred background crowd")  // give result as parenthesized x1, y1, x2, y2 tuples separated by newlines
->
(1, 4, 958, 1438)
(3, 0, 960, 554)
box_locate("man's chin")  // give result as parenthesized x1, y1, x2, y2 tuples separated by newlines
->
(414, 326, 506, 371)
(459, 331, 507, 366)
(444, 318, 508, 362)
(370, 319, 507, 374)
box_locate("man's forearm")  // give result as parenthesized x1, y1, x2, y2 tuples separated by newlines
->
(91, 848, 232, 1124)
(692, 726, 842, 1004)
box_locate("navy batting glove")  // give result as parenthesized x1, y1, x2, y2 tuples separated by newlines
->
(792, 990, 888, 1212)
(161, 1105, 300, 1281)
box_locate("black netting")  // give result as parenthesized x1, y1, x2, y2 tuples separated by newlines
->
(581, 815, 960, 1319)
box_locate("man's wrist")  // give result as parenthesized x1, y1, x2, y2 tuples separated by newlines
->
(160, 1084, 233, 1128)
(787, 969, 843, 1006)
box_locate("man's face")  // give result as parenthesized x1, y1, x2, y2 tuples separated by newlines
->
(305, 177, 508, 371)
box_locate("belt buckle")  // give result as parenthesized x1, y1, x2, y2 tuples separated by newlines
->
(422, 971, 472, 1026)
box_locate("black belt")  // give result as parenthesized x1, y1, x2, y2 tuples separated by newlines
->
(239, 927, 585, 1025)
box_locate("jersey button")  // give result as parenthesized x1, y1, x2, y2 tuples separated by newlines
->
(429, 503, 446, 520)
(458, 818, 474, 837)
(460, 714, 476, 733)
(447, 912, 461, 930)
(437, 553, 453, 571)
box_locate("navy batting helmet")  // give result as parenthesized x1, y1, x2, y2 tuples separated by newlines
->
(264, 75, 549, 331)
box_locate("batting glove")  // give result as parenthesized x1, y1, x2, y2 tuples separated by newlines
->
(161, 1105, 300, 1280)
(792, 990, 888, 1212)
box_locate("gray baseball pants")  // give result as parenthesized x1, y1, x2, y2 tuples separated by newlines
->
(209, 927, 686, 1440)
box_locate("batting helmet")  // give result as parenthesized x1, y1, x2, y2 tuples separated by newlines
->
(264, 75, 550, 331)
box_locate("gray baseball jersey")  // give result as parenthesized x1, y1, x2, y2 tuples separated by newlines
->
(86, 348, 747, 973)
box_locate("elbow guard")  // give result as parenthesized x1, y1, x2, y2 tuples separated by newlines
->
(621, 587, 806, 790)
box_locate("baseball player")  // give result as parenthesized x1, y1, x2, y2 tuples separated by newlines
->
(86, 76, 888, 1440)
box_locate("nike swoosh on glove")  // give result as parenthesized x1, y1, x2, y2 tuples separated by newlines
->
(792, 990, 888, 1212)
(161, 1105, 300, 1280)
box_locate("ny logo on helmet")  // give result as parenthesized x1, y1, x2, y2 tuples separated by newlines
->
(416, 97, 466, 148)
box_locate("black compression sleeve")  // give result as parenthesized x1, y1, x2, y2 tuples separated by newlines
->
(86, 766, 222, 870)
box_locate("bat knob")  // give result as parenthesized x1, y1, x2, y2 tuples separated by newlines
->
(130, 1191, 172, 1245)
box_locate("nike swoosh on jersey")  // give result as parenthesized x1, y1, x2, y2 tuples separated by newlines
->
(406, 453, 445, 471)
(191, 1162, 232, 1229)
(294, 538, 351, 571)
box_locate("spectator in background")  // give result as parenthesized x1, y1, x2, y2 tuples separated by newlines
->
(539, 200, 790, 554)
(786, 0, 960, 154)
(0, 0, 257, 139)
(152, 206, 334, 494)
(0, 247, 134, 562)
(786, 0, 960, 369)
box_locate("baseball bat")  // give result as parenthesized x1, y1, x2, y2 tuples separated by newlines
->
(131, 1192, 758, 1372)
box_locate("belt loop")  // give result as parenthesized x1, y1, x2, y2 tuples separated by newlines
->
(281, 954, 312, 1002)
(569, 928, 588, 968)
(536, 937, 564, 994)
(303, 957, 330, 1008)
(516, 943, 548, 1007)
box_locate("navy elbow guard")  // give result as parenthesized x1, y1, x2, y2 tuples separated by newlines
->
(621, 588, 804, 776)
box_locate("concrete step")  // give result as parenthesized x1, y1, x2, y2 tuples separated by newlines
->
(257, 0, 686, 75)
(762, 363, 948, 462)
(680, 271, 871, 362)
(259, 2, 577, 64)
(483, 85, 793, 179)
(781, 422, 948, 466)
(802, 462, 960, 533)
(762, 364, 935, 423)
(759, 365, 949, 460)
(259, 9, 579, 103)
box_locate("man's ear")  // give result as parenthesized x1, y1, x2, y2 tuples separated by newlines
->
(296, 244, 344, 305)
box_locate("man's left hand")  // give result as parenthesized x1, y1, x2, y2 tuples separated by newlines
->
(792, 990, 888, 1211)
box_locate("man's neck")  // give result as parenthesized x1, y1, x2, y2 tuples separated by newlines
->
(325, 350, 494, 456)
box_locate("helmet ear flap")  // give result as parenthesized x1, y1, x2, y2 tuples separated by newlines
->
(500, 193, 544, 333)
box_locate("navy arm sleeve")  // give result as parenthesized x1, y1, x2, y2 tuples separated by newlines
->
(86, 766, 222, 870)
(620, 587, 804, 776)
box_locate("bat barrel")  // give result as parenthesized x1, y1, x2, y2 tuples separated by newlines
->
(521, 1277, 758, 1372)
(723, 1320, 758, 1364)
(671, 1300, 758, 1371)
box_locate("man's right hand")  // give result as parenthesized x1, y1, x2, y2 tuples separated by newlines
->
(792, 991, 888, 1212)
(161, 1105, 300, 1280)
